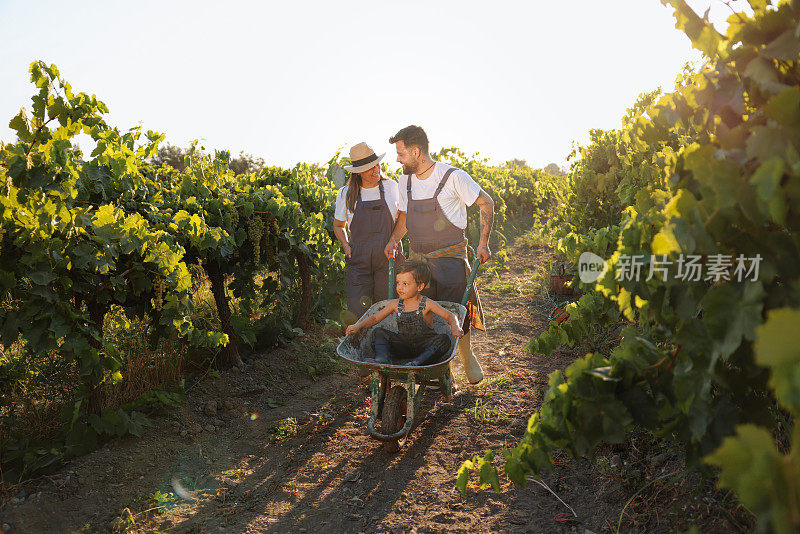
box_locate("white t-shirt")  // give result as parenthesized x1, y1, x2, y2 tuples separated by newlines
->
(334, 179, 401, 225)
(398, 162, 483, 229)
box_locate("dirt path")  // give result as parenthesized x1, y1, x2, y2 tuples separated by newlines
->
(0, 235, 739, 533)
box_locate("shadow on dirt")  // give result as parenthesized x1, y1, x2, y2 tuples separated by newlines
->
(160, 381, 465, 533)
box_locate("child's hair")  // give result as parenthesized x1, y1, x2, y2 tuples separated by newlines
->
(398, 259, 431, 287)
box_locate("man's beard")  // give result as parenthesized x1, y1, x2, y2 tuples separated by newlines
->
(402, 161, 420, 174)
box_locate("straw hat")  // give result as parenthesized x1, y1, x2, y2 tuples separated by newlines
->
(344, 142, 385, 173)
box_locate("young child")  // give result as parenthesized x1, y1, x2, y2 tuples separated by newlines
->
(345, 259, 463, 366)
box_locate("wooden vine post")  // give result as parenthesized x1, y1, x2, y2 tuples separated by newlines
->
(293, 251, 311, 330)
(204, 259, 244, 369)
(85, 300, 109, 415)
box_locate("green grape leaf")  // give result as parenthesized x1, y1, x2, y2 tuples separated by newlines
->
(29, 271, 57, 285)
(761, 29, 800, 61)
(456, 457, 476, 496)
(64, 422, 98, 456)
(705, 424, 799, 534)
(747, 126, 788, 161)
(9, 108, 33, 143)
(662, 0, 723, 57)
(701, 282, 766, 362)
(744, 56, 781, 87)
(765, 87, 800, 127)
(502, 453, 527, 486)
(477, 450, 501, 492)
(652, 218, 695, 255)
(683, 144, 738, 209)
(750, 157, 786, 202)
(754, 308, 800, 412)
(705, 424, 778, 505)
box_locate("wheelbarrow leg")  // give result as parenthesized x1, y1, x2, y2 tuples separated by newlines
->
(438, 368, 454, 402)
(371, 372, 388, 421)
(405, 373, 417, 430)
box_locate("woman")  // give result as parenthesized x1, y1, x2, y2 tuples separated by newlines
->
(334, 142, 404, 323)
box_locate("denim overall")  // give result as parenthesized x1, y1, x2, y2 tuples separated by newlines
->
(345, 180, 395, 318)
(372, 296, 451, 365)
(405, 167, 471, 331)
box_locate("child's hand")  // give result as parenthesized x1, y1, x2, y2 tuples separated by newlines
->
(451, 323, 464, 338)
(345, 324, 359, 336)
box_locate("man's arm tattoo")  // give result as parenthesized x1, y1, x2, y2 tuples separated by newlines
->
(479, 204, 494, 245)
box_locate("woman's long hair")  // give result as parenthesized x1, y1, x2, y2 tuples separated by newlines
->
(346, 170, 384, 213)
(345, 172, 362, 214)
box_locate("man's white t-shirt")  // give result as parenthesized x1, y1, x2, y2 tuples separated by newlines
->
(398, 162, 483, 229)
(334, 179, 401, 225)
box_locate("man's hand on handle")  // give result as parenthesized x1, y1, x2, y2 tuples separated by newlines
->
(477, 244, 492, 264)
(384, 238, 398, 260)
(384, 211, 407, 260)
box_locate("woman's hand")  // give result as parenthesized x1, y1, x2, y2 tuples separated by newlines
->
(343, 243, 352, 258)
(345, 323, 359, 336)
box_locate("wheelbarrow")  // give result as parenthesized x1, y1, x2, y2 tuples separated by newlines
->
(336, 257, 481, 452)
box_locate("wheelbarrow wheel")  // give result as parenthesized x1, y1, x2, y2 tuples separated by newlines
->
(381, 385, 407, 453)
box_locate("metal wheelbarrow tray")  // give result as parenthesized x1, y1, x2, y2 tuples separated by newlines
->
(336, 300, 467, 452)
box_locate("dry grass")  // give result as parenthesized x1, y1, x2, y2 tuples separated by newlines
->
(0, 341, 80, 441)
(1, 307, 192, 448)
(100, 329, 187, 410)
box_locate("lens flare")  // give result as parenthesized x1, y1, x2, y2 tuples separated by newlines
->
(171, 477, 193, 500)
(250, 413, 259, 421)
(340, 309, 357, 326)
(360, 295, 372, 309)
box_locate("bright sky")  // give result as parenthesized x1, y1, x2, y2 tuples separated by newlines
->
(0, 1, 735, 170)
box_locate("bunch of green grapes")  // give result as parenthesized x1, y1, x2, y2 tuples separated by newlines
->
(153, 277, 164, 311)
(248, 216, 264, 263)
(228, 204, 239, 228)
(261, 215, 274, 265)
(263, 215, 279, 265)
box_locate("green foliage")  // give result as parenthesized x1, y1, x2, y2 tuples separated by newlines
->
(459, 3, 800, 531)
(705, 424, 799, 534)
(268, 416, 299, 443)
(753, 308, 800, 413)
(150, 489, 176, 509)
(432, 147, 569, 245)
(703, 307, 800, 533)
(0, 60, 344, 480)
(555, 87, 684, 235)
(457, 449, 501, 495)
(467, 397, 502, 422)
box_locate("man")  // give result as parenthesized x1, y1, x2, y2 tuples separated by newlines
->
(383, 125, 494, 384)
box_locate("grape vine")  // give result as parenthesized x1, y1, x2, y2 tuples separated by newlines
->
(458, 2, 800, 531)
(0, 61, 343, 479)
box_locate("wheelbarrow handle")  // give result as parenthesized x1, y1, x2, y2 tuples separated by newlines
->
(460, 259, 482, 307)
(388, 256, 395, 299)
